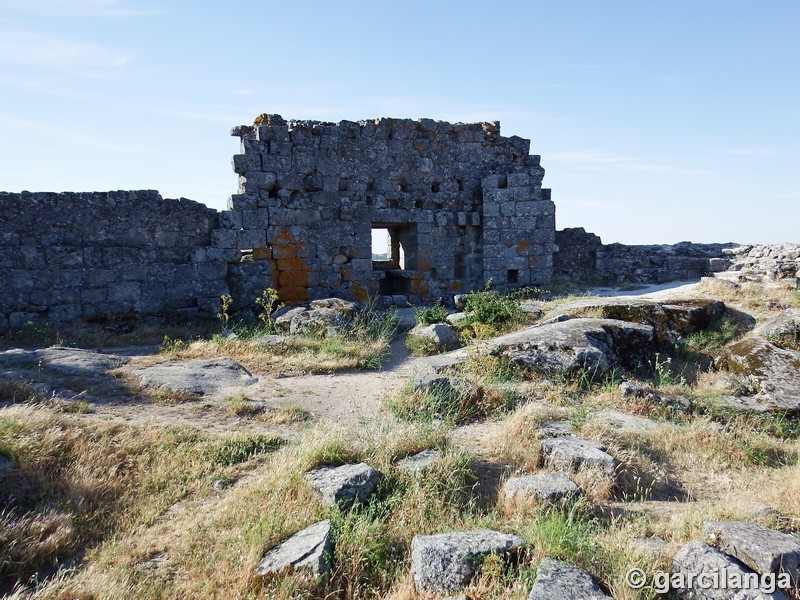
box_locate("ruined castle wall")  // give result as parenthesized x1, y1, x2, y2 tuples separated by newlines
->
(554, 227, 736, 284)
(0, 190, 229, 333)
(221, 115, 556, 305)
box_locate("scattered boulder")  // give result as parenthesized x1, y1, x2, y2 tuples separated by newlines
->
(305, 463, 379, 508)
(409, 323, 460, 351)
(488, 318, 655, 378)
(132, 358, 257, 398)
(393, 307, 418, 331)
(309, 298, 359, 314)
(290, 307, 348, 337)
(758, 308, 800, 350)
(501, 472, 580, 504)
(536, 420, 576, 439)
(672, 540, 788, 599)
(545, 297, 726, 345)
(273, 306, 308, 333)
(411, 529, 526, 593)
(255, 520, 332, 578)
(726, 334, 800, 412)
(396, 449, 442, 475)
(540, 437, 618, 478)
(702, 521, 800, 581)
(453, 294, 469, 311)
(619, 381, 692, 411)
(528, 557, 611, 599)
(445, 312, 468, 325)
(411, 373, 464, 397)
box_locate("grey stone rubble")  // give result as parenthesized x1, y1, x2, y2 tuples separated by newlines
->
(672, 540, 789, 600)
(131, 358, 257, 398)
(304, 462, 380, 508)
(501, 472, 580, 504)
(554, 227, 737, 285)
(255, 519, 332, 578)
(536, 420, 576, 439)
(702, 520, 800, 582)
(528, 557, 612, 599)
(395, 449, 443, 475)
(408, 323, 460, 350)
(410, 529, 526, 593)
(619, 381, 692, 411)
(722, 244, 800, 283)
(540, 437, 618, 478)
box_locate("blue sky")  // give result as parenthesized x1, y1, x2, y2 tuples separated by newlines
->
(1, 0, 798, 244)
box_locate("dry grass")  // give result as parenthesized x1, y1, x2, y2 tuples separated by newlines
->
(160, 335, 392, 375)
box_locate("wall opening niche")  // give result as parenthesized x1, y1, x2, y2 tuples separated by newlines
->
(372, 223, 417, 295)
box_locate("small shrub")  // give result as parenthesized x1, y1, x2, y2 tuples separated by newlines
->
(255, 287, 282, 332)
(222, 392, 264, 417)
(415, 301, 448, 325)
(404, 333, 441, 356)
(217, 293, 234, 329)
(685, 315, 743, 355)
(464, 291, 521, 326)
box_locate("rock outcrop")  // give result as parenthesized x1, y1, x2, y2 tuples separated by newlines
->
(528, 558, 611, 599)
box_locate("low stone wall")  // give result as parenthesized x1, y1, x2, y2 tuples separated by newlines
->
(721, 244, 800, 283)
(554, 228, 737, 285)
(0, 190, 229, 333)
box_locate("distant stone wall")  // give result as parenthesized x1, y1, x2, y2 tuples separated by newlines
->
(221, 114, 556, 306)
(722, 244, 800, 283)
(554, 227, 736, 285)
(0, 190, 228, 333)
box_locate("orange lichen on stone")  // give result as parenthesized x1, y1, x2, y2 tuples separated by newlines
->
(278, 271, 308, 287)
(277, 257, 305, 270)
(271, 245, 297, 259)
(516, 240, 530, 253)
(252, 247, 271, 260)
(280, 287, 309, 302)
(449, 281, 463, 292)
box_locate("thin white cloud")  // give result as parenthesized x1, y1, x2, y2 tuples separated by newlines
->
(0, 0, 162, 17)
(549, 149, 711, 175)
(0, 30, 134, 74)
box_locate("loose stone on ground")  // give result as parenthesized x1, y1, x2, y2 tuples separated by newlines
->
(411, 529, 526, 593)
(304, 462, 379, 508)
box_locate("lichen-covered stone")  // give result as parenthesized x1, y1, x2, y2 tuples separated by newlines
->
(540, 437, 618, 478)
(255, 520, 332, 577)
(411, 529, 526, 593)
(672, 540, 788, 600)
(528, 558, 611, 599)
(305, 463, 380, 508)
(702, 520, 800, 581)
(501, 472, 580, 504)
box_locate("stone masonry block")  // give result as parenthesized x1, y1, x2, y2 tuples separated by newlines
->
(232, 153, 262, 175)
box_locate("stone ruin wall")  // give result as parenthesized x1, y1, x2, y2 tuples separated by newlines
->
(0, 190, 228, 333)
(221, 114, 557, 307)
(1, 115, 796, 334)
(553, 227, 737, 284)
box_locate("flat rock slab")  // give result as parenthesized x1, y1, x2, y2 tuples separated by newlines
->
(672, 540, 789, 599)
(546, 297, 727, 345)
(0, 347, 129, 379)
(132, 358, 257, 397)
(594, 409, 659, 432)
(255, 519, 332, 577)
(305, 462, 379, 508)
(703, 521, 800, 581)
(540, 437, 618, 478)
(726, 336, 800, 412)
(409, 323, 460, 351)
(411, 529, 526, 593)
(502, 472, 580, 504)
(396, 449, 442, 475)
(487, 318, 655, 378)
(528, 557, 611, 599)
